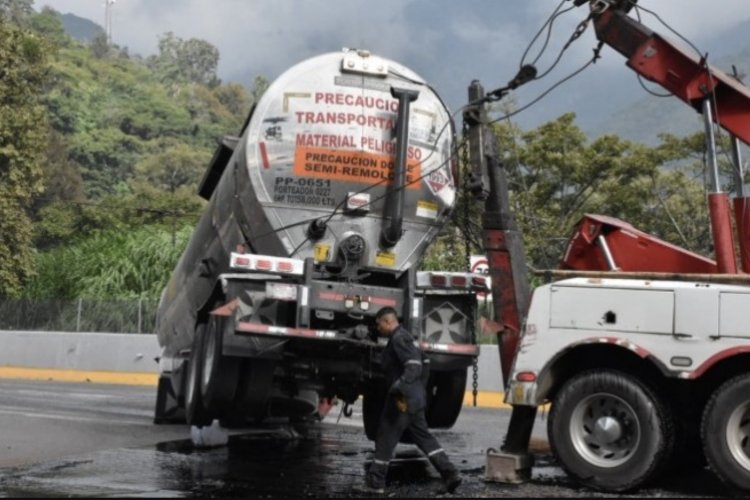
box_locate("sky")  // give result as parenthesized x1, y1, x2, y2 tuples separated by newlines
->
(38, 0, 750, 132)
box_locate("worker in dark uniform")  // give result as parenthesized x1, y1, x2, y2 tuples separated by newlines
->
(364, 306, 462, 494)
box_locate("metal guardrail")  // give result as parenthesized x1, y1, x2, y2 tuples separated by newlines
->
(0, 298, 158, 334)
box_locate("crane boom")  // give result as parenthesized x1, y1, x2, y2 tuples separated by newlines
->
(583, 0, 750, 273)
(591, 4, 750, 145)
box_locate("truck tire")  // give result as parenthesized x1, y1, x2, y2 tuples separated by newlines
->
(548, 370, 673, 492)
(185, 323, 213, 427)
(362, 382, 418, 445)
(201, 315, 240, 410)
(362, 382, 386, 441)
(426, 369, 467, 428)
(232, 358, 276, 425)
(665, 411, 705, 474)
(701, 374, 750, 493)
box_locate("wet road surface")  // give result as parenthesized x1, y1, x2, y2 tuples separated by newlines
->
(0, 379, 734, 498)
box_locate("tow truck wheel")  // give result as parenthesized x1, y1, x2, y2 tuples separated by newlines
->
(185, 323, 213, 427)
(548, 369, 673, 492)
(201, 315, 240, 410)
(701, 374, 750, 492)
(426, 369, 467, 428)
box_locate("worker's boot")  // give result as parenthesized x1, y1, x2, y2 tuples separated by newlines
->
(429, 451, 462, 494)
(363, 460, 387, 494)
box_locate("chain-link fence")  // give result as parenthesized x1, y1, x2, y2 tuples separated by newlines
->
(0, 298, 159, 334)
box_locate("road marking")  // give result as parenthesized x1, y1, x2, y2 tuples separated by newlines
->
(0, 367, 158, 386)
(463, 390, 510, 409)
(0, 406, 148, 426)
(0, 368, 534, 410)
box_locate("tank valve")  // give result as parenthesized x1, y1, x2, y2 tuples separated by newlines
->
(339, 234, 366, 263)
(306, 218, 328, 240)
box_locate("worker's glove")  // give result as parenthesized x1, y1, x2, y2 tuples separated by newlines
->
(388, 380, 402, 396)
(394, 394, 408, 413)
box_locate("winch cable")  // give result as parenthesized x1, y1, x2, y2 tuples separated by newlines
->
(521, 0, 576, 69)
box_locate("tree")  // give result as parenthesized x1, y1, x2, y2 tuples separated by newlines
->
(0, 18, 50, 295)
(213, 82, 252, 121)
(148, 32, 220, 86)
(31, 130, 85, 249)
(89, 33, 110, 59)
(28, 6, 68, 45)
(427, 113, 712, 274)
(251, 75, 269, 104)
(0, 0, 32, 25)
(133, 142, 208, 193)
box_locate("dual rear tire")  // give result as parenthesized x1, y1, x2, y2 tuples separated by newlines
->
(549, 369, 750, 494)
(185, 316, 240, 427)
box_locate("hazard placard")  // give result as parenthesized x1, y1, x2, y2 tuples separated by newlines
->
(470, 255, 492, 301)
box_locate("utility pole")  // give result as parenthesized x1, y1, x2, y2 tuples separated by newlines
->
(104, 0, 116, 45)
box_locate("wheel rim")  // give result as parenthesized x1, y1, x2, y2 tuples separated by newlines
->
(725, 400, 750, 471)
(569, 392, 641, 468)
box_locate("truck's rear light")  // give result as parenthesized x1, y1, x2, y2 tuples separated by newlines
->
(234, 256, 251, 267)
(276, 261, 294, 273)
(451, 275, 467, 287)
(430, 274, 447, 286)
(516, 371, 536, 382)
(229, 252, 305, 276)
(256, 259, 272, 271)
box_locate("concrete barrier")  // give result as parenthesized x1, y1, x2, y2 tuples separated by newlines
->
(470, 345, 504, 391)
(0, 330, 161, 373)
(0, 331, 505, 399)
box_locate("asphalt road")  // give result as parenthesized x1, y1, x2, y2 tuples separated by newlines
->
(0, 379, 734, 498)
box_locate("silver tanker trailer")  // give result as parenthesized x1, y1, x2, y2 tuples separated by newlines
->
(153, 48, 486, 438)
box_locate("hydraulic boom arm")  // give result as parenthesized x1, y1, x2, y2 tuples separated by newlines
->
(588, 1, 750, 144)
(581, 0, 750, 273)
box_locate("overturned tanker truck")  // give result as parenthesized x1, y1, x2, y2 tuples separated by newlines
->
(153, 48, 486, 437)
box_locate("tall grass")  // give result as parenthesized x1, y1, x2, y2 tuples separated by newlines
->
(26, 225, 193, 300)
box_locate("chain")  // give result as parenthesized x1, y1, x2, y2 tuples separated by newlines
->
(563, 11, 595, 52)
(461, 122, 480, 407)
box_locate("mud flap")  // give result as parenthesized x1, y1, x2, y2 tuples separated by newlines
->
(154, 376, 186, 424)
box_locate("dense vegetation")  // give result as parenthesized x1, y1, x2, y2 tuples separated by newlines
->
(0, 2, 265, 300)
(1, 1, 742, 305)
(422, 115, 730, 274)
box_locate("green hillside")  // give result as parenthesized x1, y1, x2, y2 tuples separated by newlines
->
(1, 5, 261, 299)
(58, 12, 102, 42)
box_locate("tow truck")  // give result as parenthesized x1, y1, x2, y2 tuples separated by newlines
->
(466, 0, 750, 493)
